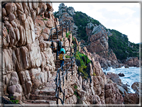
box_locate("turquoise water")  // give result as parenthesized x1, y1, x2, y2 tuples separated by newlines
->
(103, 66, 141, 93)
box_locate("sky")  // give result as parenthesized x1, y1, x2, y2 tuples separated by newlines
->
(52, 3, 141, 44)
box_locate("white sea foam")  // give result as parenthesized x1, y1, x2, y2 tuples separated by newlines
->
(103, 67, 140, 93)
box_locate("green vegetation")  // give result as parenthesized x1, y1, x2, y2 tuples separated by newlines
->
(65, 55, 70, 58)
(43, 18, 48, 21)
(73, 11, 101, 41)
(74, 85, 81, 100)
(10, 96, 19, 104)
(108, 29, 139, 60)
(54, 8, 139, 61)
(75, 51, 91, 79)
(72, 36, 75, 41)
(74, 85, 77, 89)
(93, 72, 96, 76)
(66, 32, 71, 38)
(7, 29, 9, 33)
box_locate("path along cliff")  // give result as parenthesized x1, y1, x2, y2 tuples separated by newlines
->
(1, 1, 140, 106)
(54, 3, 140, 69)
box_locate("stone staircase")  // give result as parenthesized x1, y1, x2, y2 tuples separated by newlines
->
(24, 24, 72, 105)
(24, 58, 73, 105)
(49, 28, 64, 40)
(25, 76, 57, 105)
(55, 58, 73, 71)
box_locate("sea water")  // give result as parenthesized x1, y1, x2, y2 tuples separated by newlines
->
(103, 66, 141, 93)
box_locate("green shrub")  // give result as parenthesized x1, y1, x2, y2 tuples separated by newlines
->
(72, 37, 75, 41)
(65, 55, 70, 58)
(93, 72, 96, 76)
(75, 51, 92, 79)
(74, 85, 77, 89)
(66, 32, 71, 38)
(74, 91, 77, 96)
(43, 18, 48, 21)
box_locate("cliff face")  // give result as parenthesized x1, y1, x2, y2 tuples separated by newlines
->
(54, 3, 78, 37)
(1, 2, 139, 105)
(54, 7, 139, 68)
(2, 2, 57, 103)
(86, 23, 120, 69)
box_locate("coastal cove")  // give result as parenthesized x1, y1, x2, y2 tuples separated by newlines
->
(103, 67, 140, 93)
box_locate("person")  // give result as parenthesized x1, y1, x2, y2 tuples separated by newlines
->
(59, 51, 65, 70)
(57, 39, 62, 58)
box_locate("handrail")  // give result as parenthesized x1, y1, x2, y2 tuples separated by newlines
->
(54, 48, 76, 104)
(48, 20, 71, 41)
(45, 19, 75, 104)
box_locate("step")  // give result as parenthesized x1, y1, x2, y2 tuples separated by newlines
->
(38, 88, 56, 96)
(26, 100, 56, 104)
(30, 94, 56, 100)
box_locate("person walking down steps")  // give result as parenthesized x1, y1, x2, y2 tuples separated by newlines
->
(59, 51, 65, 70)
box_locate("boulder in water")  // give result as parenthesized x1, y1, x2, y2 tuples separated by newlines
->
(118, 73, 125, 77)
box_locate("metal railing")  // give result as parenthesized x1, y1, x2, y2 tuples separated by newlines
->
(46, 19, 77, 104)
(47, 20, 71, 60)
(48, 20, 71, 41)
(54, 49, 76, 104)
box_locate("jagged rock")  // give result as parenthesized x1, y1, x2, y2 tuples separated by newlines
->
(131, 82, 142, 96)
(106, 72, 122, 86)
(124, 57, 139, 67)
(105, 83, 124, 104)
(124, 93, 139, 104)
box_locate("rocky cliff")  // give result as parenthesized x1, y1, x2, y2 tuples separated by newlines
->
(54, 4, 139, 69)
(1, 1, 140, 106)
(2, 1, 58, 104)
(54, 3, 78, 38)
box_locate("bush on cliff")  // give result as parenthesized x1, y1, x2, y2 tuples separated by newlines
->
(75, 51, 91, 79)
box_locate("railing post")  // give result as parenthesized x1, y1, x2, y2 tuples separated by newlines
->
(63, 89, 65, 104)
(66, 21, 67, 34)
(56, 26, 58, 39)
(62, 66, 64, 86)
(71, 57, 73, 75)
(59, 70, 61, 92)
(62, 24, 63, 38)
(52, 41, 53, 53)
(70, 46, 71, 57)
(69, 21, 70, 32)
(86, 55, 87, 65)
(51, 29, 52, 41)
(66, 64, 67, 80)
(66, 69, 67, 80)
(57, 70, 60, 104)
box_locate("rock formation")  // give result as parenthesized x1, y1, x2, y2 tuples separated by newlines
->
(1, 1, 139, 106)
(54, 3, 78, 37)
(2, 1, 57, 104)
(124, 57, 139, 67)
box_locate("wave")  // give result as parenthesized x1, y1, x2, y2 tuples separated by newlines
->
(103, 66, 140, 93)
